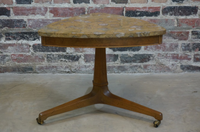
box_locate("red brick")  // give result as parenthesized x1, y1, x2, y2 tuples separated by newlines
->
(144, 43, 178, 52)
(11, 54, 45, 63)
(73, 0, 89, 3)
(36, 65, 69, 73)
(120, 54, 153, 63)
(0, 19, 27, 28)
(111, 0, 127, 4)
(162, 6, 198, 16)
(5, 31, 39, 41)
(0, 66, 34, 73)
(0, 0, 13, 5)
(33, 44, 66, 52)
(13, 7, 47, 16)
(152, 0, 167, 3)
(125, 7, 160, 17)
(181, 43, 192, 52)
(0, 44, 30, 53)
(107, 65, 142, 73)
(130, 0, 147, 3)
(49, 7, 85, 17)
(110, 47, 141, 52)
(47, 54, 80, 62)
(88, 7, 123, 15)
(143, 64, 172, 73)
(192, 31, 200, 39)
(0, 7, 10, 17)
(84, 54, 118, 62)
(157, 53, 191, 62)
(0, 55, 11, 64)
(143, 19, 175, 29)
(70, 48, 95, 53)
(164, 31, 189, 40)
(172, 0, 184, 2)
(34, 0, 52, 3)
(106, 54, 118, 62)
(77, 65, 93, 73)
(177, 19, 200, 28)
(192, 43, 200, 52)
(28, 19, 60, 29)
(181, 65, 200, 72)
(126, 7, 160, 12)
(194, 54, 200, 62)
(93, 0, 109, 4)
(84, 54, 94, 62)
(36, 65, 93, 73)
(16, 0, 32, 4)
(54, 0, 70, 3)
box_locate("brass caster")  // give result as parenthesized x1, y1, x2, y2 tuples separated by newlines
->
(36, 118, 44, 125)
(153, 120, 161, 128)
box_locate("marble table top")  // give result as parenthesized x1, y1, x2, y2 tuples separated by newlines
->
(38, 13, 166, 38)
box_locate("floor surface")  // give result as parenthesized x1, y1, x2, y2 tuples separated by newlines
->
(0, 73, 199, 132)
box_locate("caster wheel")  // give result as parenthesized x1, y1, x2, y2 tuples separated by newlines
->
(153, 120, 161, 128)
(36, 118, 44, 125)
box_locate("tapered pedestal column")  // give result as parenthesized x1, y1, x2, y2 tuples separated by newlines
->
(36, 48, 163, 127)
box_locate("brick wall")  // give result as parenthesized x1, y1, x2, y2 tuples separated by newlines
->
(0, 0, 200, 73)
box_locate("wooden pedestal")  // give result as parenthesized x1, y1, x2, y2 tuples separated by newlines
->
(37, 48, 163, 127)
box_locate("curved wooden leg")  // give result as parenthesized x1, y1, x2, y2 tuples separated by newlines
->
(36, 48, 163, 127)
(102, 91, 163, 121)
(36, 93, 97, 124)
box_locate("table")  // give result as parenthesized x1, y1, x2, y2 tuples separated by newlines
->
(36, 13, 166, 127)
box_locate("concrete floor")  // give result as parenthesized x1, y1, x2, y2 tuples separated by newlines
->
(0, 73, 199, 132)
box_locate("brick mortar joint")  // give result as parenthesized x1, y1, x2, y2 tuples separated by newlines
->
(3, 15, 199, 20)
(1, 3, 200, 7)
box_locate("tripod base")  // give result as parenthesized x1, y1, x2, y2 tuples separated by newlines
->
(36, 48, 163, 127)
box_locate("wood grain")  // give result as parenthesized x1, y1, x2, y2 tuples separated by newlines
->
(37, 48, 163, 124)
(41, 36, 162, 48)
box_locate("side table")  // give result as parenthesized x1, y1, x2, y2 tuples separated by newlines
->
(36, 13, 166, 127)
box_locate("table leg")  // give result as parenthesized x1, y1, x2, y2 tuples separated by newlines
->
(36, 48, 163, 127)
(36, 93, 97, 125)
(101, 91, 163, 121)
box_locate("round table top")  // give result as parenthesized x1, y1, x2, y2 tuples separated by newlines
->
(38, 13, 166, 39)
